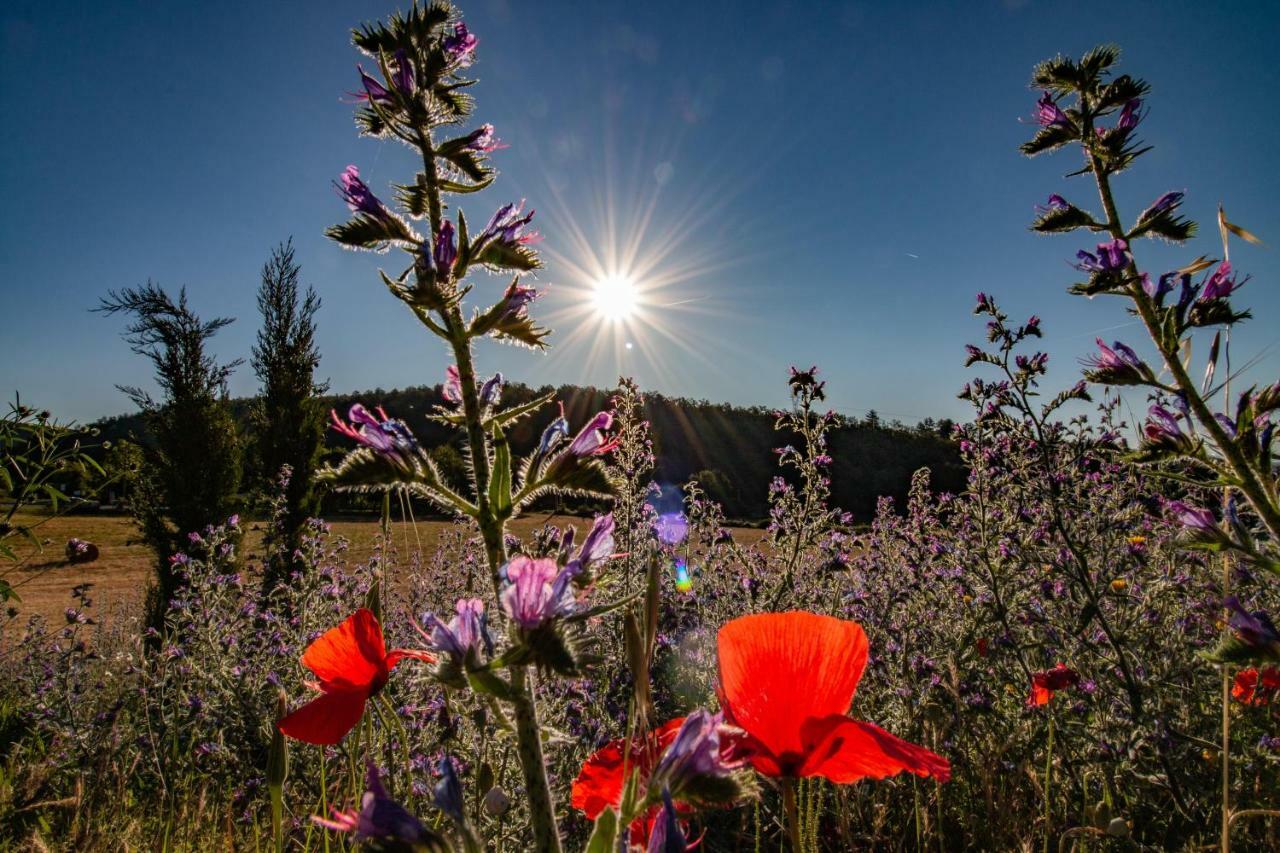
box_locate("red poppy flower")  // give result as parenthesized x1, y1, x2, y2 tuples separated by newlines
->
(1028, 663, 1079, 707)
(1232, 667, 1280, 706)
(278, 608, 433, 745)
(571, 718, 687, 845)
(716, 611, 950, 783)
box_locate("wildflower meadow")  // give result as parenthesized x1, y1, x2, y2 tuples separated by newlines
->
(1, 4, 1278, 851)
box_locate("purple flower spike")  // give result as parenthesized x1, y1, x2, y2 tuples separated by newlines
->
(500, 556, 577, 630)
(463, 123, 508, 153)
(443, 22, 478, 66)
(443, 365, 463, 405)
(434, 221, 457, 274)
(1035, 92, 1073, 129)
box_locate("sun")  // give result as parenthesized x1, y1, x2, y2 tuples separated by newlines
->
(590, 273, 639, 321)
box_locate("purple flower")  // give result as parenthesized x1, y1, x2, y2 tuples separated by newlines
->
(335, 165, 393, 222)
(355, 66, 393, 105)
(1139, 191, 1183, 220)
(654, 513, 689, 547)
(565, 411, 620, 457)
(442, 365, 463, 405)
(462, 123, 507, 152)
(1142, 271, 1178, 302)
(1083, 339, 1150, 386)
(433, 756, 465, 823)
(568, 514, 615, 574)
(1142, 404, 1192, 451)
(497, 280, 539, 321)
(500, 556, 577, 630)
(1036, 194, 1070, 214)
(1073, 238, 1130, 274)
(1224, 597, 1280, 656)
(646, 789, 687, 853)
(1116, 98, 1142, 131)
(1163, 500, 1217, 534)
(391, 49, 415, 96)
(419, 598, 487, 665)
(434, 221, 457, 274)
(1034, 92, 1073, 129)
(313, 765, 436, 846)
(329, 403, 421, 470)
(479, 372, 503, 407)
(477, 200, 541, 250)
(1201, 261, 1248, 301)
(650, 710, 741, 798)
(443, 22, 478, 66)
(536, 403, 571, 456)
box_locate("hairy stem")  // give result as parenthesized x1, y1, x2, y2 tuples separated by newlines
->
(511, 667, 562, 853)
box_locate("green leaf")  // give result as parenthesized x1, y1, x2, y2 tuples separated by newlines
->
(0, 578, 20, 603)
(325, 212, 419, 253)
(584, 808, 619, 853)
(489, 425, 512, 520)
(1020, 123, 1078, 158)
(484, 391, 556, 430)
(1032, 204, 1102, 234)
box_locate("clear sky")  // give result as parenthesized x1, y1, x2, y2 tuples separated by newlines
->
(3, 1, 1278, 426)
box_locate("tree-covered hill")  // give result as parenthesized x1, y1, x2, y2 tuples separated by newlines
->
(93, 381, 963, 522)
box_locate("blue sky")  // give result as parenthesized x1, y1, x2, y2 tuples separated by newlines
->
(2, 1, 1278, 426)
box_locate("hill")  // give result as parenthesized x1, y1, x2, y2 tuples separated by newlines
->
(92, 381, 964, 522)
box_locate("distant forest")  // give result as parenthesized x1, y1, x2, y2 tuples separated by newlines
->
(93, 382, 965, 523)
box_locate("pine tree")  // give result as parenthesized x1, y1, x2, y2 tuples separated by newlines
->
(250, 239, 326, 593)
(97, 282, 242, 630)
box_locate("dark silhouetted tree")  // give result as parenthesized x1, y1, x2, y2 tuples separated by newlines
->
(250, 240, 326, 593)
(97, 282, 242, 631)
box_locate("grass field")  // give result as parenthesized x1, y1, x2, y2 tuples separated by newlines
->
(2, 512, 768, 631)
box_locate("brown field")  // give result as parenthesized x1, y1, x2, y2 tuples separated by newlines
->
(3, 512, 768, 631)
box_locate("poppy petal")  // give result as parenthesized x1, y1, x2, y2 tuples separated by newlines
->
(301, 608, 387, 691)
(278, 689, 367, 745)
(717, 612, 868, 760)
(385, 648, 436, 670)
(798, 715, 951, 783)
(571, 717, 686, 819)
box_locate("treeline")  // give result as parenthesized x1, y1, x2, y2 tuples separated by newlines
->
(94, 381, 964, 523)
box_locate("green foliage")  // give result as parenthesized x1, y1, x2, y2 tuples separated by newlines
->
(96, 282, 243, 629)
(250, 240, 328, 593)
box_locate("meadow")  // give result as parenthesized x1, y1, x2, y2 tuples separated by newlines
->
(2, 3, 1278, 852)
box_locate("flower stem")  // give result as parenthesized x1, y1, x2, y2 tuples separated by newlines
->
(782, 778, 802, 852)
(1043, 713, 1054, 853)
(510, 667, 562, 853)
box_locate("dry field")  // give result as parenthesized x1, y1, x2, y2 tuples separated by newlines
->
(2, 512, 768, 632)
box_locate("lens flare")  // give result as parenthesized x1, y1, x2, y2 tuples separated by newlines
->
(673, 558, 693, 593)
